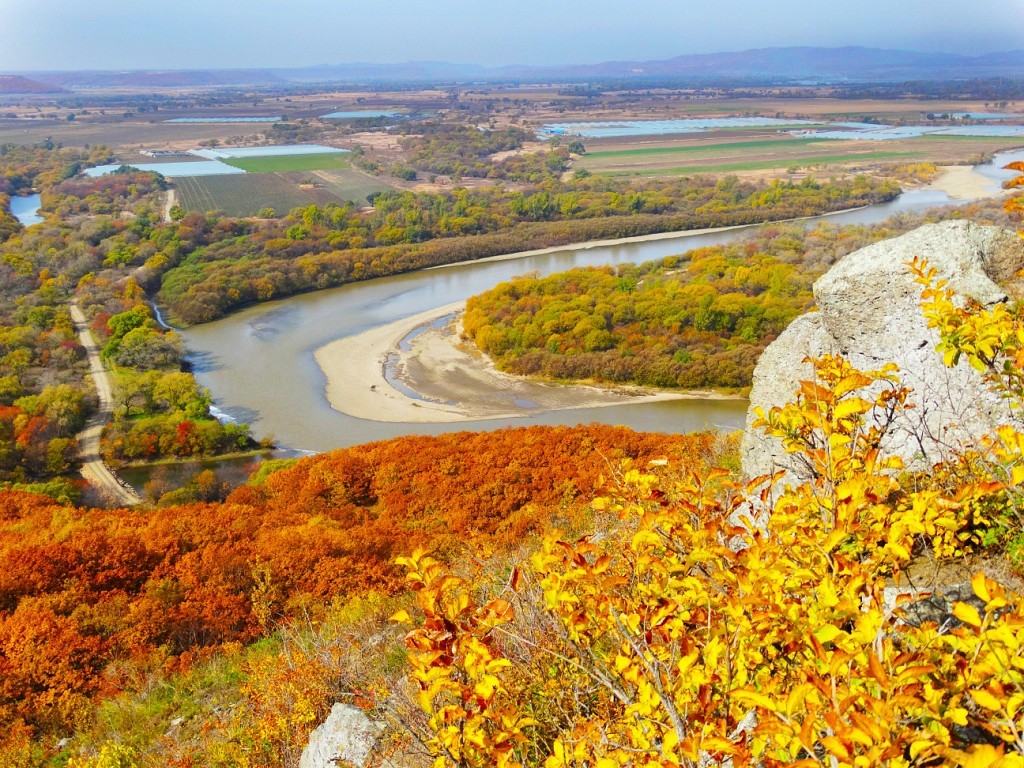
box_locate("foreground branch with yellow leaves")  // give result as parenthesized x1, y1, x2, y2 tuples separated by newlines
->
(395, 193, 1024, 768)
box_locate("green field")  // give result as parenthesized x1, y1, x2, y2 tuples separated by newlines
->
(221, 152, 354, 173)
(175, 163, 397, 216)
(175, 174, 345, 216)
(584, 137, 837, 160)
(609, 151, 923, 176)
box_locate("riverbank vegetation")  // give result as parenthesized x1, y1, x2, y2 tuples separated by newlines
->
(158, 173, 900, 324)
(0, 146, 259, 495)
(396, 123, 539, 179)
(0, 147, 1020, 767)
(462, 199, 1019, 392)
(0, 144, 113, 245)
(0, 143, 899, 491)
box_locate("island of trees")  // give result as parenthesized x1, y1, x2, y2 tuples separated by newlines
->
(462, 200, 1018, 392)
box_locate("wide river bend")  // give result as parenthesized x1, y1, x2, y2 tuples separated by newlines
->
(182, 154, 1023, 454)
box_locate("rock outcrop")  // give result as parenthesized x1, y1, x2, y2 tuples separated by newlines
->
(741, 221, 1024, 480)
(299, 703, 382, 768)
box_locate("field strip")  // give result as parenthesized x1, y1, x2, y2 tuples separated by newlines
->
(222, 153, 351, 173)
(585, 137, 839, 159)
(606, 152, 924, 175)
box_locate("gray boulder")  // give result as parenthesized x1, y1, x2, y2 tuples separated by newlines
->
(299, 703, 382, 768)
(742, 221, 1024, 480)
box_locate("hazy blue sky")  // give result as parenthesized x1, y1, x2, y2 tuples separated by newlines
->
(3, 0, 1022, 71)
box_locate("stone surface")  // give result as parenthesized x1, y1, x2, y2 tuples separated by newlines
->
(742, 221, 1024, 480)
(299, 703, 382, 768)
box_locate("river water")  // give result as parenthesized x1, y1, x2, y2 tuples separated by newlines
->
(9, 193, 43, 226)
(181, 152, 1024, 455)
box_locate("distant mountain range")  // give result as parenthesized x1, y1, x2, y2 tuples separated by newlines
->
(279, 47, 1024, 84)
(0, 75, 67, 94)
(25, 70, 285, 89)
(8, 47, 1024, 89)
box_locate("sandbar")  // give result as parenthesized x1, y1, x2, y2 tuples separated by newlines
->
(316, 303, 736, 424)
(925, 165, 1009, 200)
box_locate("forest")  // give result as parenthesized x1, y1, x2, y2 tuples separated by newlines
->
(5, 248, 1024, 765)
(0, 144, 902, 492)
(0, 425, 721, 764)
(462, 201, 1019, 391)
(1, 133, 1021, 767)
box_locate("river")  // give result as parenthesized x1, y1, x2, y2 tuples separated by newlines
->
(181, 153, 1024, 455)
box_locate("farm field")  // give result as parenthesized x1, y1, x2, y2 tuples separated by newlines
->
(220, 152, 354, 173)
(174, 173, 346, 216)
(583, 137, 835, 160)
(576, 132, 1024, 177)
(0, 118, 266, 149)
(309, 167, 396, 202)
(615, 152, 922, 176)
(527, 97, 1021, 125)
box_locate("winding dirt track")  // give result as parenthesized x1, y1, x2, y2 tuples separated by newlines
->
(69, 302, 142, 506)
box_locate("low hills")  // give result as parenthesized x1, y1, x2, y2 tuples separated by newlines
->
(0, 75, 66, 94)
(11, 46, 1024, 88)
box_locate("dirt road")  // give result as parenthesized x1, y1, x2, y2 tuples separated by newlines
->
(69, 302, 142, 506)
(162, 188, 177, 223)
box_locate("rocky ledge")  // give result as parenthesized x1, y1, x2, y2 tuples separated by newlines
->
(741, 220, 1024, 480)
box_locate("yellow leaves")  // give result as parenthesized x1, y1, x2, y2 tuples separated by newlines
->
(1012, 465, 1024, 487)
(389, 609, 413, 625)
(867, 652, 888, 688)
(885, 540, 912, 562)
(833, 396, 872, 422)
(971, 687, 1005, 712)
(895, 664, 938, 686)
(833, 371, 875, 398)
(731, 688, 777, 712)
(972, 571, 992, 603)
(948, 706, 970, 726)
(478, 598, 514, 630)
(813, 623, 844, 645)
(65, 743, 139, 768)
(473, 674, 502, 700)
(953, 601, 983, 629)
(947, 744, 1024, 768)
(395, 270, 1024, 768)
(909, 739, 934, 761)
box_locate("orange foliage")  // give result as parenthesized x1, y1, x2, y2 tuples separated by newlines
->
(0, 425, 716, 743)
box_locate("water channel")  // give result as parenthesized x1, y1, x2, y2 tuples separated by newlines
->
(9, 193, 43, 226)
(180, 152, 1024, 456)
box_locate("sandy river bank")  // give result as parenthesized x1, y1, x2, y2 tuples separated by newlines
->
(315, 303, 739, 423)
(926, 165, 1010, 200)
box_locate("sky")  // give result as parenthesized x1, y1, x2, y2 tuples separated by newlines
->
(2, 0, 1023, 72)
